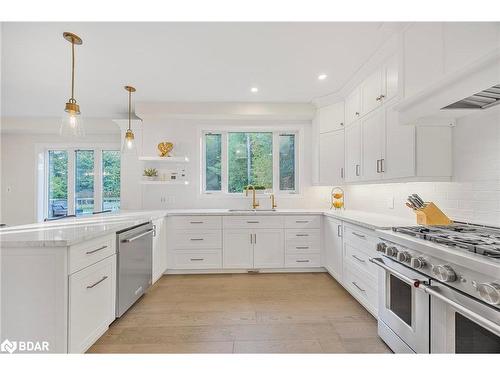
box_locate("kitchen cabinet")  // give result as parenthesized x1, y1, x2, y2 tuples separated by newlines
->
(68, 254, 116, 353)
(223, 229, 254, 268)
(361, 108, 385, 181)
(152, 217, 167, 283)
(345, 87, 361, 125)
(324, 217, 343, 281)
(318, 101, 345, 133)
(344, 120, 362, 182)
(253, 229, 285, 268)
(319, 129, 345, 186)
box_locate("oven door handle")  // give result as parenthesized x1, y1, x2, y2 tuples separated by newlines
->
(369, 257, 424, 287)
(418, 284, 500, 337)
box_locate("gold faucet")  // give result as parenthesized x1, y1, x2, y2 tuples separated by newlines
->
(270, 193, 277, 209)
(245, 185, 260, 209)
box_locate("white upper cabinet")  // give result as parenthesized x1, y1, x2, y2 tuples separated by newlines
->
(319, 101, 345, 133)
(361, 108, 384, 181)
(382, 54, 399, 102)
(319, 129, 345, 186)
(361, 68, 383, 115)
(443, 22, 500, 75)
(345, 87, 361, 125)
(344, 120, 362, 182)
(403, 22, 444, 98)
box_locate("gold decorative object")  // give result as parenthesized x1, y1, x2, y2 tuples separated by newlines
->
(158, 142, 174, 157)
(330, 186, 345, 210)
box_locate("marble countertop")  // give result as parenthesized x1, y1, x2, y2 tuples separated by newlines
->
(0, 208, 414, 248)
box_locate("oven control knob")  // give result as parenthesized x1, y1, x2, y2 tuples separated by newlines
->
(477, 283, 500, 306)
(410, 257, 426, 269)
(397, 251, 411, 263)
(385, 246, 398, 257)
(376, 242, 387, 253)
(432, 265, 457, 282)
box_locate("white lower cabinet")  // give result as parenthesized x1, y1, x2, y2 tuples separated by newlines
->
(253, 229, 285, 268)
(152, 217, 167, 283)
(324, 217, 343, 281)
(223, 229, 254, 268)
(68, 254, 116, 353)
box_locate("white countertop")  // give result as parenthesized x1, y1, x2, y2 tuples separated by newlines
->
(0, 208, 414, 248)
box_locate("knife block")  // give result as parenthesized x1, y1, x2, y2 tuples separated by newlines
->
(414, 202, 453, 226)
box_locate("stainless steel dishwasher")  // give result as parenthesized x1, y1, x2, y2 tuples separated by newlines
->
(116, 221, 154, 317)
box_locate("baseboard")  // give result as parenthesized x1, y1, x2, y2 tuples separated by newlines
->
(164, 267, 327, 275)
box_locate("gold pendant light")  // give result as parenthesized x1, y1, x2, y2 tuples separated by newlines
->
(60, 32, 85, 137)
(122, 85, 137, 154)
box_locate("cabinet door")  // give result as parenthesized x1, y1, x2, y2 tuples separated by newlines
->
(344, 121, 362, 182)
(69, 255, 116, 353)
(382, 54, 399, 102)
(361, 108, 384, 181)
(383, 104, 415, 179)
(152, 218, 167, 283)
(324, 217, 343, 281)
(223, 229, 253, 268)
(345, 88, 361, 125)
(361, 68, 383, 115)
(253, 229, 284, 268)
(319, 130, 345, 186)
(319, 102, 345, 133)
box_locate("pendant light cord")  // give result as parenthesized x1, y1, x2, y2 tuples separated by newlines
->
(128, 89, 132, 131)
(71, 39, 75, 101)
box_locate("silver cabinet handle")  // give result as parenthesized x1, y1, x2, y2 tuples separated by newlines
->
(250, 233, 253, 244)
(355, 112, 360, 116)
(189, 221, 204, 224)
(296, 246, 309, 249)
(352, 281, 366, 293)
(85, 245, 108, 255)
(340, 167, 344, 179)
(296, 259, 310, 263)
(254, 233, 257, 244)
(380, 158, 385, 173)
(190, 238, 204, 241)
(355, 164, 360, 176)
(340, 122, 344, 127)
(380, 94, 385, 100)
(337, 224, 342, 237)
(153, 224, 157, 237)
(247, 221, 259, 224)
(376, 159, 381, 173)
(296, 234, 309, 237)
(352, 254, 366, 263)
(122, 229, 154, 243)
(352, 231, 366, 239)
(190, 258, 204, 261)
(295, 220, 309, 223)
(86, 276, 108, 289)
(375, 95, 381, 101)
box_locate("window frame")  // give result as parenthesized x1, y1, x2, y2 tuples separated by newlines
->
(201, 128, 300, 196)
(38, 143, 120, 221)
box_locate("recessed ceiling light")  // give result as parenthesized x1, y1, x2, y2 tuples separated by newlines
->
(318, 74, 328, 81)
(250, 87, 259, 93)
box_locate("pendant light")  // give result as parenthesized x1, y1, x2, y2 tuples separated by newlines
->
(60, 32, 85, 137)
(122, 85, 137, 154)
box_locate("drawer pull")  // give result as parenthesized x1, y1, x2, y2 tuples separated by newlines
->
(295, 220, 309, 223)
(352, 232, 366, 239)
(247, 221, 259, 224)
(190, 221, 204, 224)
(190, 258, 204, 261)
(296, 246, 309, 250)
(352, 254, 366, 263)
(190, 238, 204, 241)
(86, 276, 108, 289)
(85, 245, 108, 255)
(296, 234, 309, 237)
(296, 259, 310, 263)
(352, 281, 366, 293)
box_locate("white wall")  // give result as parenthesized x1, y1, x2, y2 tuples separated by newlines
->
(0, 132, 120, 225)
(344, 107, 500, 226)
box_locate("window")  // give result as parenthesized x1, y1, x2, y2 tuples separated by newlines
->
(203, 131, 298, 194)
(45, 147, 120, 219)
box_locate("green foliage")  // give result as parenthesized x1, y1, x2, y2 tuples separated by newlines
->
(48, 150, 68, 199)
(143, 168, 158, 177)
(279, 134, 295, 190)
(102, 151, 120, 199)
(205, 134, 221, 190)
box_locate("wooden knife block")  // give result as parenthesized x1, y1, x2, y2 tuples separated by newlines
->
(414, 202, 453, 226)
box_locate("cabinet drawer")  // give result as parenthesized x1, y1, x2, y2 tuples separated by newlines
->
(69, 255, 116, 353)
(171, 250, 222, 269)
(285, 229, 320, 250)
(344, 224, 378, 248)
(344, 243, 378, 279)
(285, 253, 321, 268)
(284, 215, 321, 229)
(171, 230, 222, 249)
(343, 263, 378, 315)
(69, 235, 116, 274)
(223, 216, 284, 229)
(170, 216, 222, 230)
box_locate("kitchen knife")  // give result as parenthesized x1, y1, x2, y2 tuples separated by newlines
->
(407, 196, 421, 209)
(411, 194, 425, 207)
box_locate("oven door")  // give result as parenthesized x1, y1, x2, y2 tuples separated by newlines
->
(429, 280, 500, 353)
(371, 257, 430, 353)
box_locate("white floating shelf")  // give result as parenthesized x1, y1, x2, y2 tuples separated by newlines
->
(138, 156, 189, 163)
(140, 180, 189, 185)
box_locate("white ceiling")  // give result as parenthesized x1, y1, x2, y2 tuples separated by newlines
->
(1, 22, 404, 119)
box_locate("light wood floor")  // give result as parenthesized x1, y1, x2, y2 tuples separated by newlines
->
(88, 273, 391, 353)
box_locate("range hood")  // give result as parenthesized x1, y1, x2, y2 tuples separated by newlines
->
(442, 84, 500, 110)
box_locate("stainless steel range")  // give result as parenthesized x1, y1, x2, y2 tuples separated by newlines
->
(371, 222, 500, 354)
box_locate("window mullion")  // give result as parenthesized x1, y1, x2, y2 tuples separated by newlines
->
(94, 148, 102, 212)
(67, 148, 76, 216)
(273, 132, 280, 193)
(221, 132, 228, 193)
